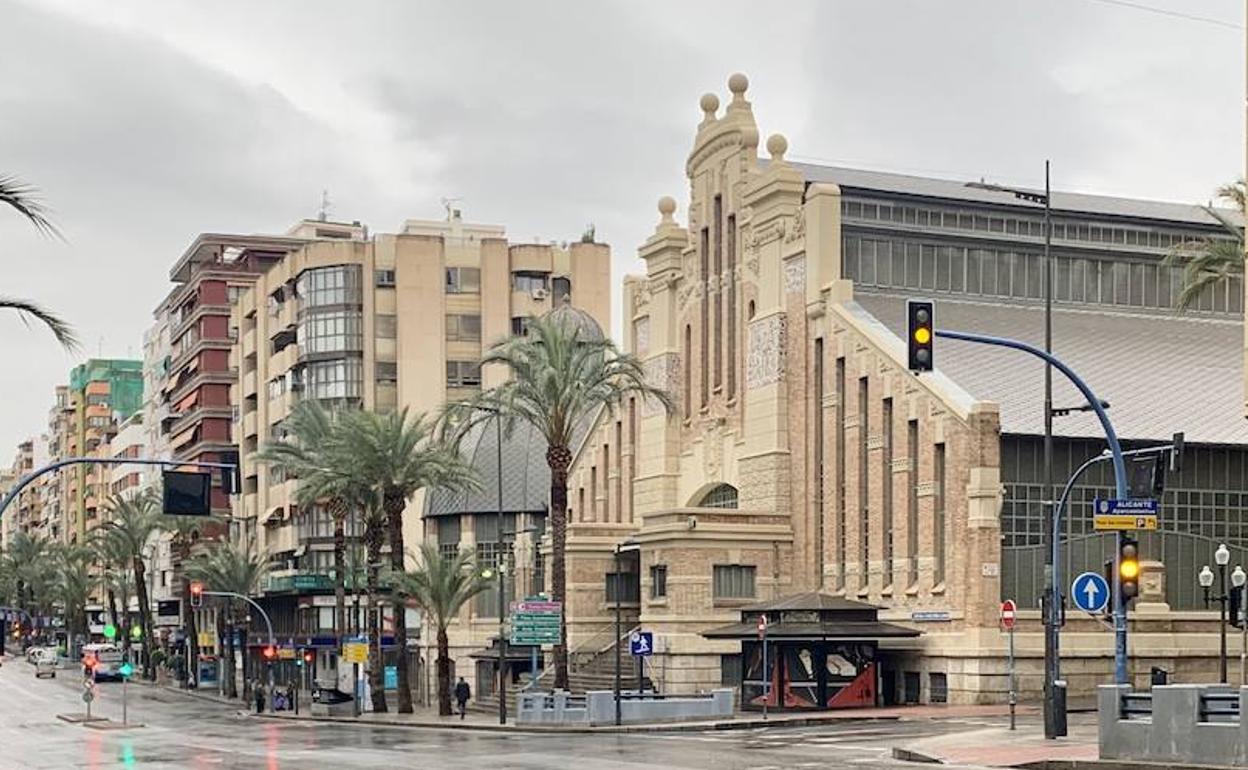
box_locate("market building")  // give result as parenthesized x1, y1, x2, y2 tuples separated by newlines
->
(559, 73, 1246, 708)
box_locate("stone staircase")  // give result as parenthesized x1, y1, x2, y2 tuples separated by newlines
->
(472, 625, 654, 715)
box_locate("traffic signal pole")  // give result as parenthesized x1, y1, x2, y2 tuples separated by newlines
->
(932, 328, 1131, 683)
(204, 590, 276, 713)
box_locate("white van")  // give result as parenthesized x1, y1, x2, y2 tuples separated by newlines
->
(81, 643, 123, 681)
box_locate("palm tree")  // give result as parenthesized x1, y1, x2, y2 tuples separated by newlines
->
(357, 493, 389, 713)
(255, 401, 356, 645)
(390, 543, 490, 716)
(99, 491, 162, 678)
(334, 407, 477, 713)
(52, 542, 95, 659)
(3, 532, 54, 643)
(186, 538, 268, 700)
(164, 513, 219, 686)
(1166, 178, 1246, 311)
(1, 174, 77, 349)
(453, 312, 674, 690)
(95, 535, 134, 649)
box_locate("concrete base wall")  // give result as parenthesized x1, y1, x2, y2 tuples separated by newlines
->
(1099, 684, 1248, 766)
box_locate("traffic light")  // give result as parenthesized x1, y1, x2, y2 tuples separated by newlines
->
(262, 645, 276, 662)
(299, 649, 314, 667)
(103, 624, 117, 640)
(907, 299, 935, 373)
(118, 660, 134, 678)
(130, 624, 142, 640)
(189, 581, 204, 608)
(1120, 536, 1140, 602)
(83, 654, 97, 674)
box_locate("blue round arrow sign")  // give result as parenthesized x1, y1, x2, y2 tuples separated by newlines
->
(1071, 571, 1110, 613)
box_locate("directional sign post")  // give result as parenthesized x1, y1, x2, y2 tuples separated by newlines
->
(1093, 498, 1159, 531)
(509, 600, 562, 646)
(1072, 571, 1111, 614)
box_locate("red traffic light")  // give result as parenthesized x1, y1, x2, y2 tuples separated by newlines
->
(302, 650, 314, 664)
(189, 581, 204, 608)
(262, 645, 277, 661)
(83, 654, 98, 670)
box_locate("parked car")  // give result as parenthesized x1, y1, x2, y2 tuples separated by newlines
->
(34, 650, 56, 678)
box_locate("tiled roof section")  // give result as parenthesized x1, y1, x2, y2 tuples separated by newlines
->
(741, 592, 879, 613)
(855, 292, 1248, 445)
(794, 163, 1239, 229)
(423, 420, 550, 517)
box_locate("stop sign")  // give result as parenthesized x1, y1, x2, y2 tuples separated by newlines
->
(1000, 599, 1017, 630)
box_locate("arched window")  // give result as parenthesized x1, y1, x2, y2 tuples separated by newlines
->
(698, 483, 739, 509)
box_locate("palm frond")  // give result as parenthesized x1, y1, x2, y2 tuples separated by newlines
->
(0, 296, 79, 351)
(0, 174, 62, 239)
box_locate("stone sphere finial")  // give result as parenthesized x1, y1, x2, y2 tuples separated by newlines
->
(699, 92, 720, 119)
(728, 72, 749, 97)
(740, 126, 759, 150)
(766, 133, 788, 161)
(658, 196, 677, 219)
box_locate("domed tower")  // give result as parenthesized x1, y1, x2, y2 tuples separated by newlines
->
(542, 296, 605, 342)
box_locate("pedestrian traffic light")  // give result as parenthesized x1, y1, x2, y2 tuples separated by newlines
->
(907, 299, 935, 373)
(1120, 536, 1140, 601)
(83, 654, 97, 673)
(262, 645, 276, 662)
(130, 625, 142, 640)
(118, 661, 134, 678)
(189, 581, 203, 608)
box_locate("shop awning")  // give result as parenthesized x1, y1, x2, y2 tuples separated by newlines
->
(170, 426, 199, 449)
(701, 620, 919, 640)
(701, 591, 920, 642)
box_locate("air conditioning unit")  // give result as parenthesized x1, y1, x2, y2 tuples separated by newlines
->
(531, 288, 549, 300)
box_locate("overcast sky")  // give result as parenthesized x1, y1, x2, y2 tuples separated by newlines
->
(0, 0, 1243, 453)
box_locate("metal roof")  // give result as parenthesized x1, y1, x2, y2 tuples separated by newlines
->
(794, 163, 1239, 230)
(702, 620, 920, 640)
(740, 592, 880, 613)
(423, 419, 550, 518)
(854, 292, 1248, 445)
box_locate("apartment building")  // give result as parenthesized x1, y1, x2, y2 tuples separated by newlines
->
(65, 359, 143, 543)
(232, 211, 609, 675)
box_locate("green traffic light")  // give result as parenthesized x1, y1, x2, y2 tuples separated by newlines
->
(103, 624, 116, 640)
(130, 625, 142, 639)
(118, 661, 133, 677)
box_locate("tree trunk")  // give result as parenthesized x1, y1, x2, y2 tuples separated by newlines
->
(384, 489, 414, 713)
(366, 519, 387, 713)
(437, 625, 452, 716)
(221, 612, 237, 699)
(132, 555, 154, 679)
(106, 588, 120, 639)
(330, 499, 348, 645)
(546, 445, 572, 691)
(180, 559, 198, 688)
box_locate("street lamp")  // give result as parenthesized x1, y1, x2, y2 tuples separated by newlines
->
(968, 163, 1059, 738)
(1200, 545, 1236, 684)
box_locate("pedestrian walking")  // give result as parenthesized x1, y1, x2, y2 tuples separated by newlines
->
(254, 681, 265, 714)
(454, 677, 471, 719)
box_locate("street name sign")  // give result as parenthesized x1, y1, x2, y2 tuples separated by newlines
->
(1093, 498, 1158, 531)
(629, 631, 654, 657)
(343, 637, 369, 664)
(510, 600, 562, 646)
(1072, 571, 1110, 613)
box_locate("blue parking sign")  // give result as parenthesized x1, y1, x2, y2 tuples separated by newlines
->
(629, 631, 653, 657)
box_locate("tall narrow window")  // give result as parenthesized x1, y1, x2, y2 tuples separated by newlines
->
(835, 358, 847, 590)
(814, 339, 825, 587)
(590, 466, 598, 521)
(713, 195, 723, 390)
(882, 398, 894, 588)
(628, 398, 637, 522)
(700, 227, 709, 407)
(579, 487, 586, 524)
(907, 420, 919, 585)
(727, 214, 737, 398)
(614, 422, 623, 522)
(684, 325, 693, 420)
(602, 444, 610, 521)
(858, 377, 870, 589)
(934, 443, 946, 587)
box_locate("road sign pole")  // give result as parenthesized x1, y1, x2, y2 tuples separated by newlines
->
(760, 614, 769, 721)
(122, 673, 128, 726)
(1008, 623, 1016, 731)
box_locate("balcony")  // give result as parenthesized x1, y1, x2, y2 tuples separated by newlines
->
(242, 410, 257, 439)
(242, 327, 256, 359)
(242, 370, 257, 398)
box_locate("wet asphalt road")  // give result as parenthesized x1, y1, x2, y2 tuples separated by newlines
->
(0, 660, 1003, 769)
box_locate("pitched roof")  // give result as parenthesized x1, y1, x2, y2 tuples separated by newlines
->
(854, 292, 1248, 445)
(740, 592, 879, 613)
(423, 420, 550, 518)
(702, 620, 920, 640)
(794, 163, 1239, 230)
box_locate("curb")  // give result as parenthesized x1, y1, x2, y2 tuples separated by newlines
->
(252, 710, 905, 735)
(891, 746, 944, 764)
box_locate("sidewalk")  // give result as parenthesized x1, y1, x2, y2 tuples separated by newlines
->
(894, 717, 1099, 767)
(255, 701, 1039, 734)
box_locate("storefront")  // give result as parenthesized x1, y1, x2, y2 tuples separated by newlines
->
(703, 593, 919, 711)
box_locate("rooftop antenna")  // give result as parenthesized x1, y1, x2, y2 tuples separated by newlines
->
(318, 189, 332, 222)
(440, 197, 462, 221)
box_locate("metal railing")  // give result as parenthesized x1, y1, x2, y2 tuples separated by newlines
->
(1201, 692, 1241, 724)
(1121, 691, 1153, 720)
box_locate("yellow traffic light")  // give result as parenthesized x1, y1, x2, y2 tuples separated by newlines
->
(907, 299, 935, 373)
(914, 327, 931, 345)
(1120, 560, 1140, 580)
